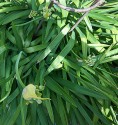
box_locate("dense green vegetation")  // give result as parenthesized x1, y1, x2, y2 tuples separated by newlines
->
(0, 0, 118, 125)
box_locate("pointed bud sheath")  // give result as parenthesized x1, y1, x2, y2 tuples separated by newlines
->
(22, 84, 50, 104)
(22, 84, 39, 100)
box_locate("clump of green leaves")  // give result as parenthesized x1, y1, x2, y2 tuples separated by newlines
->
(0, 0, 118, 125)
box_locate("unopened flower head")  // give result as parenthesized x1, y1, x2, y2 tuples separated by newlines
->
(43, 6, 51, 19)
(29, 10, 38, 18)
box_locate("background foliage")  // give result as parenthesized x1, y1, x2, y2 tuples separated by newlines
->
(0, 0, 118, 125)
